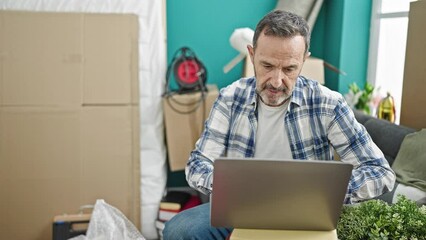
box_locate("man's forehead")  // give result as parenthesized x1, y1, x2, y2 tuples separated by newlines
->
(255, 35, 305, 54)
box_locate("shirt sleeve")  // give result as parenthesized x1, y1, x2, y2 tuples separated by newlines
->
(185, 91, 232, 195)
(328, 98, 396, 203)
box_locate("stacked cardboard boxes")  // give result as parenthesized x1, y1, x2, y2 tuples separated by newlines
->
(0, 11, 140, 240)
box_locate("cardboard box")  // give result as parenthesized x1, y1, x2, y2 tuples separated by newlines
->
(400, 0, 426, 129)
(0, 11, 140, 240)
(300, 57, 325, 85)
(244, 56, 325, 85)
(53, 213, 91, 240)
(230, 228, 337, 240)
(163, 85, 219, 171)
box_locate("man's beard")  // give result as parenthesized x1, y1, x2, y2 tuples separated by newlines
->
(256, 83, 290, 106)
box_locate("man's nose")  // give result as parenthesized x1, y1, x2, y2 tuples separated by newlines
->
(270, 70, 283, 88)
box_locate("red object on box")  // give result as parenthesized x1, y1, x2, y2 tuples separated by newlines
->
(158, 195, 202, 221)
(181, 195, 202, 211)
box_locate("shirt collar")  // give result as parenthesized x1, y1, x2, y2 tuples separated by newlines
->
(247, 77, 257, 108)
(290, 77, 306, 107)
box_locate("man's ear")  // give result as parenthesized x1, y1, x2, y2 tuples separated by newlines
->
(247, 45, 254, 64)
(304, 51, 311, 61)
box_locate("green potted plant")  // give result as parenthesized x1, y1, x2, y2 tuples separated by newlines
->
(345, 82, 375, 115)
(337, 195, 426, 240)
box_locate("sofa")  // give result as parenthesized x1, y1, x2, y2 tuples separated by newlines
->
(353, 110, 426, 205)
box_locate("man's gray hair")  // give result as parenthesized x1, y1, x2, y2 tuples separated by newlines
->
(253, 10, 311, 54)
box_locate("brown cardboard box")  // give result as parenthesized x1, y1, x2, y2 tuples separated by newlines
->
(0, 11, 140, 240)
(230, 228, 337, 240)
(300, 57, 325, 85)
(400, 0, 426, 129)
(163, 85, 219, 171)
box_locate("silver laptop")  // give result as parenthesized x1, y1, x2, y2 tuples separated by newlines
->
(210, 157, 353, 231)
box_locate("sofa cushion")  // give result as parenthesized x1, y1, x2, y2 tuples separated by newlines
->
(362, 118, 415, 166)
(392, 129, 426, 192)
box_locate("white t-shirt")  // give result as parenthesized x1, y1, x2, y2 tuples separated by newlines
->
(254, 100, 293, 159)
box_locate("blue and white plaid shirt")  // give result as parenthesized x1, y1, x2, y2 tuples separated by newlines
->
(186, 76, 395, 203)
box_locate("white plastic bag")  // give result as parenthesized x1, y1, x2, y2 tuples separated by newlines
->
(70, 199, 145, 240)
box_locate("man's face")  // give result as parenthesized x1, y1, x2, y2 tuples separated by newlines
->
(248, 32, 309, 107)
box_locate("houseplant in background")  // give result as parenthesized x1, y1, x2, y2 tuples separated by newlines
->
(337, 195, 426, 240)
(345, 82, 375, 115)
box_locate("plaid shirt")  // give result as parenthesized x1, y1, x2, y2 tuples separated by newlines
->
(186, 76, 395, 203)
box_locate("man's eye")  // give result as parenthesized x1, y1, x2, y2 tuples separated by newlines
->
(263, 65, 272, 69)
(285, 68, 296, 73)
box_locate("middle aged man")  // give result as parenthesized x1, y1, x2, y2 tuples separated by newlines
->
(163, 9, 395, 240)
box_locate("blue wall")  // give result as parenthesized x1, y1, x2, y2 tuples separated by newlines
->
(308, 0, 372, 93)
(167, 0, 372, 94)
(167, 0, 276, 90)
(338, 0, 372, 93)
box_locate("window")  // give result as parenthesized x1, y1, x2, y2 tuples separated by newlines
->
(367, 0, 416, 124)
